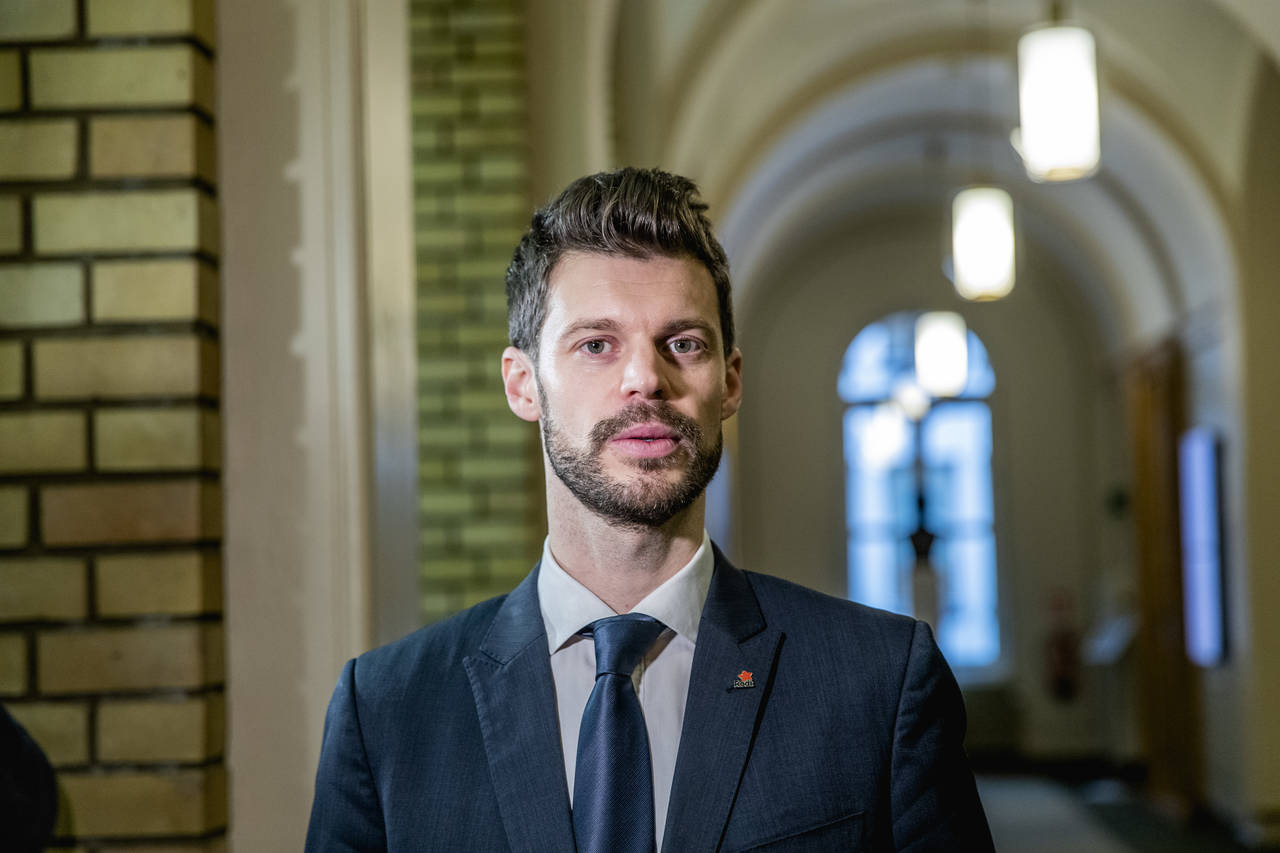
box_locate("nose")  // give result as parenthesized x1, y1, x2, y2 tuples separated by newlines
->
(619, 345, 670, 399)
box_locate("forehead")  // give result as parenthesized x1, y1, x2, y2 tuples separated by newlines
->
(542, 252, 718, 327)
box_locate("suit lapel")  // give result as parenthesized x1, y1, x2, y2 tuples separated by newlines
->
(464, 567, 576, 853)
(662, 548, 783, 852)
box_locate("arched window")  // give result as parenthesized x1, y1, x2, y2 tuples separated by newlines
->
(839, 312, 1000, 670)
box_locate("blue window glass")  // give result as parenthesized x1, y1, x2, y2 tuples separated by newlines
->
(840, 313, 1000, 669)
(923, 403, 993, 529)
(837, 321, 894, 403)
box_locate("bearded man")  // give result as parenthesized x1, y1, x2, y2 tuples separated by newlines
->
(306, 167, 994, 852)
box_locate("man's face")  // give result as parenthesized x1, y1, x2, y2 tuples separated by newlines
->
(505, 252, 743, 529)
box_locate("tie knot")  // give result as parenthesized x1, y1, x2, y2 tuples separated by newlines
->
(587, 614, 666, 677)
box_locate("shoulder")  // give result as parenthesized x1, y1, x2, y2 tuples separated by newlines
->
(348, 593, 508, 698)
(742, 568, 915, 635)
(740, 568, 922, 674)
(709, 544, 917, 649)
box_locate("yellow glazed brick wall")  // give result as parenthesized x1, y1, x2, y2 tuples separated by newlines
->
(0, 119, 78, 180)
(38, 624, 217, 693)
(34, 333, 217, 399)
(30, 46, 214, 113)
(0, 484, 28, 546)
(0, 340, 23, 398)
(0, 1, 77, 41)
(0, 262, 84, 327)
(0, 557, 86, 620)
(0, 411, 86, 472)
(88, 0, 217, 49)
(93, 259, 216, 324)
(96, 551, 221, 616)
(98, 695, 221, 762)
(0, 632, 26, 694)
(34, 189, 218, 254)
(59, 767, 225, 836)
(0, 51, 21, 110)
(411, 0, 541, 623)
(90, 114, 216, 182)
(87, 0, 216, 44)
(0, 195, 21, 253)
(101, 840, 227, 853)
(95, 406, 216, 470)
(6, 701, 89, 765)
(0, 5, 225, 845)
(41, 480, 221, 545)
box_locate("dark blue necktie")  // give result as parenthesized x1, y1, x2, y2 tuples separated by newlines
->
(573, 613, 667, 853)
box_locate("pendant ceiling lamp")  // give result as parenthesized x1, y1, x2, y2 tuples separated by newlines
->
(1016, 7, 1100, 182)
(945, 0, 1017, 303)
(914, 312, 969, 398)
(951, 186, 1015, 302)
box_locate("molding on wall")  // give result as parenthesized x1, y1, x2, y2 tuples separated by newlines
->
(361, 0, 420, 648)
(220, 0, 399, 846)
(526, 0, 616, 202)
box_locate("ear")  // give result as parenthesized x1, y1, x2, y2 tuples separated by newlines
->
(501, 346, 541, 422)
(721, 347, 743, 420)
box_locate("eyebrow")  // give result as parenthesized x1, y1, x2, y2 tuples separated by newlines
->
(555, 317, 719, 345)
(656, 318, 718, 342)
(556, 318, 622, 344)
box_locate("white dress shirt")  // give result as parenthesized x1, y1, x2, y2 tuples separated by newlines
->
(537, 532, 714, 851)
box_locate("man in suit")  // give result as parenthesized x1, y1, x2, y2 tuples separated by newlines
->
(306, 167, 994, 851)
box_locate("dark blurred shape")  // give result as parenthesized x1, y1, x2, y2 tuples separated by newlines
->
(0, 703, 57, 852)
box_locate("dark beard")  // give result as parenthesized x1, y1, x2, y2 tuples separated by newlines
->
(541, 393, 723, 530)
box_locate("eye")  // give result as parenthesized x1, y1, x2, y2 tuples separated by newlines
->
(580, 339, 611, 355)
(668, 338, 705, 355)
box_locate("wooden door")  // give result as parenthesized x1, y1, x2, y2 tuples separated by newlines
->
(1124, 340, 1201, 815)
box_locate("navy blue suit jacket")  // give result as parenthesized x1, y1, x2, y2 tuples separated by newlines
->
(306, 547, 993, 851)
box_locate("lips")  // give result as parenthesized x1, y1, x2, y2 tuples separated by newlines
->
(613, 424, 681, 442)
(586, 403, 703, 463)
(609, 423, 682, 458)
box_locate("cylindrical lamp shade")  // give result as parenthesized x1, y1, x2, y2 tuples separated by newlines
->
(952, 187, 1015, 301)
(914, 312, 968, 398)
(1017, 24, 1100, 182)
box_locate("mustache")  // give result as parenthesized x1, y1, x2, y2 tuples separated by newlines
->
(587, 403, 704, 449)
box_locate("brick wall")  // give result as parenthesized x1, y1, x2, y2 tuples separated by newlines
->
(0, 0, 225, 848)
(410, 0, 543, 622)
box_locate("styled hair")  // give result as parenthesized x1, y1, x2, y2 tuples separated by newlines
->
(505, 167, 735, 358)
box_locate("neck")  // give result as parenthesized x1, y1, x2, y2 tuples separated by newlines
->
(545, 475, 705, 614)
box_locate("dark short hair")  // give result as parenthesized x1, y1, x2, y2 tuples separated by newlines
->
(505, 167, 735, 358)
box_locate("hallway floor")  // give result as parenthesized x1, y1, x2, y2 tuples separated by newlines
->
(977, 776, 1255, 853)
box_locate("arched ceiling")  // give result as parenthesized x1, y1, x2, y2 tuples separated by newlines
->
(617, 0, 1261, 209)
(714, 55, 1234, 356)
(608, 0, 1251, 355)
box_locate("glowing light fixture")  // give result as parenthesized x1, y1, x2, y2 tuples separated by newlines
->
(914, 312, 968, 398)
(1016, 22, 1100, 181)
(860, 402, 909, 469)
(892, 379, 931, 422)
(951, 187, 1015, 301)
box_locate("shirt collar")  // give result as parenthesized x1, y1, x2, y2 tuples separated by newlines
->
(537, 531, 714, 653)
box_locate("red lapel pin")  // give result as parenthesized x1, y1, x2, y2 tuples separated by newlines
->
(733, 670, 755, 689)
